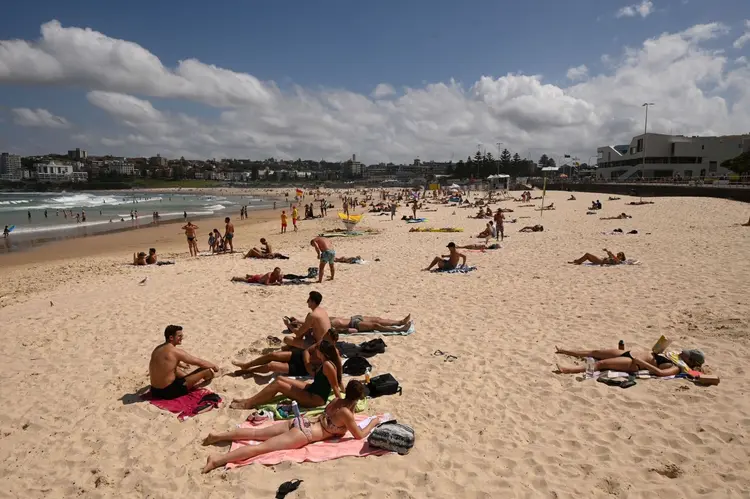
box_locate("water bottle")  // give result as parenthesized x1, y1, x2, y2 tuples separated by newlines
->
(585, 357, 596, 378)
(291, 400, 301, 423)
(364, 368, 371, 384)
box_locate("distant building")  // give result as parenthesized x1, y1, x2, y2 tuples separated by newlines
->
(150, 154, 169, 167)
(67, 148, 87, 160)
(107, 158, 136, 176)
(596, 133, 750, 180)
(34, 161, 88, 182)
(344, 154, 363, 178)
(0, 153, 22, 179)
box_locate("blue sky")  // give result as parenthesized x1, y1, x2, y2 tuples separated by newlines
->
(1, 0, 749, 162)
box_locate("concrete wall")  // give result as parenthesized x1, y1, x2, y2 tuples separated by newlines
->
(542, 182, 750, 203)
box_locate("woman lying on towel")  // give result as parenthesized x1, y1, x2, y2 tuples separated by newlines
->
(333, 255, 363, 264)
(230, 267, 283, 285)
(229, 340, 342, 410)
(569, 248, 625, 265)
(202, 380, 380, 473)
(231, 331, 338, 377)
(555, 346, 705, 376)
(456, 243, 501, 250)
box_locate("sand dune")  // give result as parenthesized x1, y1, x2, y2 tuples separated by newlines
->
(0, 190, 748, 498)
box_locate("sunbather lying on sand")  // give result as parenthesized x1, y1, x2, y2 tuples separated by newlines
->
(231, 267, 283, 285)
(568, 195, 576, 200)
(519, 225, 543, 232)
(229, 340, 342, 410)
(334, 256, 363, 264)
(330, 314, 412, 333)
(456, 243, 501, 250)
(538, 203, 554, 210)
(555, 345, 705, 376)
(202, 380, 380, 473)
(600, 213, 632, 220)
(569, 248, 625, 265)
(608, 196, 621, 201)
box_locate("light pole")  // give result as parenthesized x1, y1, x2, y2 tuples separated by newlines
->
(642, 103, 655, 176)
(496, 141, 503, 175)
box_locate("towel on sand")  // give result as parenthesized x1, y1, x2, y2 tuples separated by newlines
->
(255, 393, 368, 421)
(593, 369, 686, 380)
(225, 414, 390, 468)
(405, 218, 427, 223)
(340, 321, 416, 337)
(143, 389, 221, 421)
(409, 227, 463, 232)
(432, 265, 477, 274)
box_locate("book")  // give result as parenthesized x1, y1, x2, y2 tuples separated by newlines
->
(652, 335, 672, 354)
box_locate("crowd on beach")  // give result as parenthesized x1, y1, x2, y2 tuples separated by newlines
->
(133, 186, 730, 475)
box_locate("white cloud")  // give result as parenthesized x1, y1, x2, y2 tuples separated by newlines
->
(566, 64, 589, 81)
(11, 108, 70, 128)
(733, 21, 750, 49)
(616, 1, 654, 18)
(371, 83, 396, 99)
(2, 21, 749, 162)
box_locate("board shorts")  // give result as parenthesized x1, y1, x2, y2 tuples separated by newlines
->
(225, 233, 234, 240)
(150, 377, 188, 400)
(441, 260, 456, 271)
(320, 249, 336, 264)
(288, 349, 308, 377)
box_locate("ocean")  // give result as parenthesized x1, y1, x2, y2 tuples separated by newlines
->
(0, 190, 275, 252)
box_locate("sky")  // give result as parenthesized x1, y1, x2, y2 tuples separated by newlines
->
(1, 0, 749, 164)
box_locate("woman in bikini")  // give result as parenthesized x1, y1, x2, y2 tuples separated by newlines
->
(230, 267, 283, 285)
(231, 331, 339, 376)
(229, 341, 342, 410)
(569, 248, 625, 265)
(202, 380, 380, 473)
(555, 346, 705, 376)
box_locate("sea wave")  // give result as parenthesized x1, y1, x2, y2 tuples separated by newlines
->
(0, 199, 31, 205)
(203, 204, 226, 212)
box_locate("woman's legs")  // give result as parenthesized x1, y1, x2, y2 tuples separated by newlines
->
(232, 351, 292, 370)
(203, 427, 309, 473)
(229, 378, 324, 409)
(203, 421, 290, 445)
(361, 314, 411, 327)
(557, 357, 637, 374)
(570, 253, 604, 265)
(555, 346, 623, 359)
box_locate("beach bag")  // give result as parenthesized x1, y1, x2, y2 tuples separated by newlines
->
(368, 421, 415, 455)
(343, 357, 372, 376)
(360, 338, 386, 355)
(367, 373, 401, 398)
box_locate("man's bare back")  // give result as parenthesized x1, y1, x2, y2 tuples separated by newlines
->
(149, 343, 182, 389)
(312, 236, 332, 252)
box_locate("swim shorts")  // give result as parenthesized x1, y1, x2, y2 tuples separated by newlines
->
(320, 249, 336, 264)
(288, 349, 308, 377)
(226, 233, 234, 240)
(441, 259, 456, 271)
(150, 377, 188, 400)
(349, 315, 363, 329)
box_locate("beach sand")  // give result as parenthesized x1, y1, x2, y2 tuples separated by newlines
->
(0, 190, 748, 498)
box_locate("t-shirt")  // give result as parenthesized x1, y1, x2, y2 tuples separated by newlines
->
(281, 214, 288, 224)
(292, 208, 298, 220)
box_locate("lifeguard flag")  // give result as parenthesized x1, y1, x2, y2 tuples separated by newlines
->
(296, 189, 303, 196)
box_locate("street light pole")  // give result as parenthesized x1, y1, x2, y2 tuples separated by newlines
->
(496, 142, 503, 175)
(642, 103, 655, 175)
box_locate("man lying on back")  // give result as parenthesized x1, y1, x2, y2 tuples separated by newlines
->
(149, 325, 219, 399)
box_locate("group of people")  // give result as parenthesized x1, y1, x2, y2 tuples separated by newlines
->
(181, 218, 235, 256)
(148, 290, 397, 473)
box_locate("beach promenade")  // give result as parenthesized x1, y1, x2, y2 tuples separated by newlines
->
(0, 189, 748, 498)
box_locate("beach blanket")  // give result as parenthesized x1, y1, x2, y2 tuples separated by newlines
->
(255, 393, 368, 421)
(143, 389, 221, 421)
(225, 414, 390, 468)
(319, 231, 365, 238)
(340, 321, 416, 337)
(593, 370, 681, 380)
(432, 265, 477, 274)
(409, 227, 463, 233)
(582, 259, 640, 266)
(405, 218, 427, 223)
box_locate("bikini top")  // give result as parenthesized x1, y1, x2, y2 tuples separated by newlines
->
(320, 404, 348, 436)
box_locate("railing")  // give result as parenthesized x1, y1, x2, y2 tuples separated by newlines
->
(559, 178, 750, 188)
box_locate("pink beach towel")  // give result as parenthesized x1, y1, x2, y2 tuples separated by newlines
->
(143, 389, 221, 421)
(226, 414, 390, 469)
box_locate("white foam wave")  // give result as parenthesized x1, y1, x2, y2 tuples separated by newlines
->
(203, 204, 226, 212)
(0, 199, 31, 205)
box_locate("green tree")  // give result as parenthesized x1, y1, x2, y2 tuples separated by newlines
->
(539, 154, 550, 168)
(722, 151, 750, 174)
(500, 149, 512, 171)
(454, 159, 467, 178)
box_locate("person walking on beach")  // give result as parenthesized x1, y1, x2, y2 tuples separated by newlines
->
(281, 210, 288, 233)
(292, 205, 299, 232)
(183, 211, 187, 221)
(44, 209, 48, 218)
(182, 221, 199, 256)
(27, 210, 31, 221)
(149, 325, 219, 400)
(224, 217, 235, 252)
(390, 202, 397, 220)
(3, 226, 9, 238)
(494, 208, 504, 241)
(311, 236, 335, 283)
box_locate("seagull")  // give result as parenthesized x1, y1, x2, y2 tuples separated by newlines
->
(139, 277, 149, 285)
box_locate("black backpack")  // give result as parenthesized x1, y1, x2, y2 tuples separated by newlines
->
(367, 373, 402, 398)
(343, 357, 372, 376)
(360, 338, 386, 355)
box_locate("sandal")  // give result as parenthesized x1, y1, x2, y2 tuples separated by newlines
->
(444, 355, 458, 362)
(433, 350, 445, 356)
(276, 479, 303, 499)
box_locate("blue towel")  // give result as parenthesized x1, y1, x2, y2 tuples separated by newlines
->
(432, 265, 477, 274)
(406, 218, 427, 223)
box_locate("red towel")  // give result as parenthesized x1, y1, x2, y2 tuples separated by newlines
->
(143, 389, 221, 421)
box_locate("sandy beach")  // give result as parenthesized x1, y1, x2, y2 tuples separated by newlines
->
(0, 189, 748, 498)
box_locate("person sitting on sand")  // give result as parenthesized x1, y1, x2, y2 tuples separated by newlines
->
(243, 238, 287, 259)
(283, 291, 335, 350)
(333, 256, 363, 264)
(477, 221, 496, 239)
(133, 252, 147, 265)
(600, 212, 631, 220)
(568, 195, 576, 200)
(424, 242, 467, 271)
(554, 345, 705, 377)
(231, 267, 283, 285)
(229, 340, 342, 410)
(328, 313, 412, 334)
(146, 248, 157, 265)
(519, 225, 544, 232)
(149, 325, 219, 400)
(231, 331, 339, 377)
(456, 242, 501, 250)
(211, 229, 224, 253)
(473, 207, 486, 219)
(569, 248, 625, 265)
(201, 380, 379, 473)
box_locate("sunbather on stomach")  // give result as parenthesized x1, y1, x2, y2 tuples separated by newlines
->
(202, 381, 381, 473)
(555, 346, 705, 376)
(229, 341, 342, 410)
(330, 314, 412, 334)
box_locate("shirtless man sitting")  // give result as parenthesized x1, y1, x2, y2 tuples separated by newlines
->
(148, 325, 219, 399)
(329, 314, 412, 334)
(424, 242, 467, 271)
(182, 221, 199, 256)
(282, 291, 334, 350)
(230, 267, 283, 285)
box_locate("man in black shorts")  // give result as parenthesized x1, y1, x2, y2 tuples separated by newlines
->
(149, 325, 219, 399)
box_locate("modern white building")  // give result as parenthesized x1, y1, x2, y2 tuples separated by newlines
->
(34, 161, 88, 182)
(107, 159, 136, 176)
(596, 133, 750, 180)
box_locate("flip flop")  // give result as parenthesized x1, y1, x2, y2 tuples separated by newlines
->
(276, 479, 303, 499)
(267, 336, 282, 346)
(433, 350, 445, 356)
(444, 355, 458, 362)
